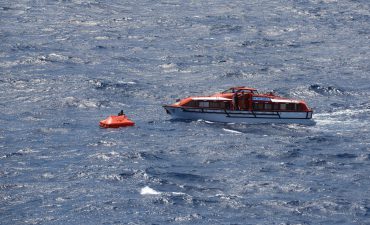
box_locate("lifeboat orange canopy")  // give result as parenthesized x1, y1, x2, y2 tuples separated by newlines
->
(99, 115, 135, 128)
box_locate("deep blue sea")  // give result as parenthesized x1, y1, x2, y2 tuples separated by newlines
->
(1, 0, 370, 224)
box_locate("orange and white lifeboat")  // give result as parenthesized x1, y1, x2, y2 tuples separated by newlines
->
(163, 86, 314, 125)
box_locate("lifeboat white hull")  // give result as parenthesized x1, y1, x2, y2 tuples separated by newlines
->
(164, 106, 314, 125)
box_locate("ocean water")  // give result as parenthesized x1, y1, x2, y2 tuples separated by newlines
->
(1, 0, 370, 224)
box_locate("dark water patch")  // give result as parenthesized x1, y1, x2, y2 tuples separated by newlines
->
(1, 6, 12, 11)
(139, 151, 163, 161)
(286, 200, 301, 207)
(307, 136, 328, 143)
(306, 135, 338, 144)
(165, 172, 208, 183)
(259, 167, 276, 173)
(113, 56, 141, 63)
(118, 170, 137, 179)
(240, 39, 286, 49)
(89, 79, 137, 91)
(330, 102, 346, 108)
(287, 43, 301, 48)
(334, 153, 357, 159)
(359, 101, 370, 109)
(0, 184, 21, 190)
(309, 84, 347, 96)
(1, 152, 23, 159)
(254, 152, 270, 159)
(96, 45, 107, 49)
(240, 40, 255, 47)
(210, 24, 242, 35)
(181, 184, 223, 195)
(280, 149, 302, 159)
(358, 29, 370, 35)
(310, 41, 325, 45)
(145, 168, 212, 185)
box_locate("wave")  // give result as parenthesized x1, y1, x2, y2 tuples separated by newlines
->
(309, 84, 347, 96)
(89, 79, 137, 90)
(314, 108, 370, 126)
(61, 96, 110, 108)
(222, 128, 243, 134)
(140, 186, 161, 195)
(140, 186, 187, 196)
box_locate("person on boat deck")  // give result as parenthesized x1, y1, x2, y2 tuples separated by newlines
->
(233, 92, 239, 110)
(118, 110, 125, 116)
(225, 101, 231, 110)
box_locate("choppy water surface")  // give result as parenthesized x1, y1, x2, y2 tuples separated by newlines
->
(1, 0, 370, 224)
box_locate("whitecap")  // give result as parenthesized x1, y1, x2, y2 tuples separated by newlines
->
(140, 186, 161, 195)
(41, 173, 55, 179)
(95, 36, 110, 40)
(174, 213, 201, 222)
(69, 19, 98, 26)
(160, 63, 178, 72)
(62, 96, 106, 108)
(47, 53, 69, 62)
(170, 191, 186, 196)
(160, 63, 176, 69)
(90, 151, 119, 161)
(56, 197, 67, 202)
(18, 148, 38, 154)
(313, 108, 370, 127)
(223, 128, 242, 134)
(122, 81, 136, 85)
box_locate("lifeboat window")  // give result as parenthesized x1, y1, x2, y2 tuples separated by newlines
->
(184, 100, 198, 107)
(199, 101, 209, 108)
(297, 103, 306, 111)
(286, 103, 296, 111)
(297, 104, 302, 111)
(209, 101, 225, 108)
(272, 103, 279, 110)
(253, 102, 264, 110)
(264, 103, 272, 110)
(280, 103, 286, 110)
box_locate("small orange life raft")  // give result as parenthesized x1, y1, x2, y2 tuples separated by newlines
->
(99, 114, 135, 128)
